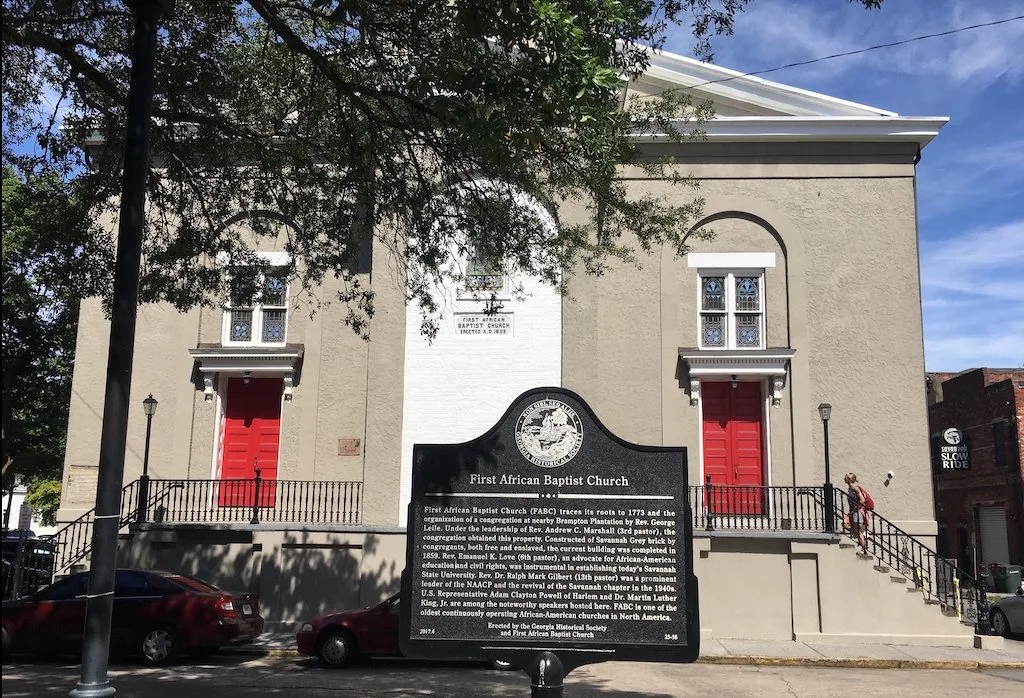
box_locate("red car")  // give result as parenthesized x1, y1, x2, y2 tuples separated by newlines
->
(297, 593, 402, 668)
(1, 568, 263, 665)
(296, 593, 511, 670)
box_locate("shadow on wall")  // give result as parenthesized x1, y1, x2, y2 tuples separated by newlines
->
(118, 528, 403, 630)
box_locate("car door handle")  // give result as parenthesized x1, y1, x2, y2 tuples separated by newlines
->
(733, 463, 739, 478)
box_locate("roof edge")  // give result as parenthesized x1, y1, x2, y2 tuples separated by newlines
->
(641, 48, 902, 118)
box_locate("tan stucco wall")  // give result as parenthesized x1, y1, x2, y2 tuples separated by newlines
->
(59, 232, 408, 528)
(119, 530, 971, 644)
(60, 300, 206, 518)
(561, 145, 935, 529)
(60, 139, 942, 643)
(692, 536, 971, 644)
(119, 528, 407, 631)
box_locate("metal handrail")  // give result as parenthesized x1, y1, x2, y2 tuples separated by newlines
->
(46, 480, 141, 576)
(832, 488, 987, 628)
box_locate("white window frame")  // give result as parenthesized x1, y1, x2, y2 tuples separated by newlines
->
(696, 269, 766, 350)
(458, 248, 508, 299)
(221, 251, 291, 347)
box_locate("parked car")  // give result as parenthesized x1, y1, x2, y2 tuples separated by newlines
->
(296, 593, 511, 670)
(989, 585, 1024, 638)
(1, 568, 263, 664)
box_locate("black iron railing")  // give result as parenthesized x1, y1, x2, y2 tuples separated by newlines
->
(832, 488, 985, 628)
(689, 479, 827, 532)
(47, 480, 141, 576)
(147, 474, 362, 525)
(42, 476, 361, 583)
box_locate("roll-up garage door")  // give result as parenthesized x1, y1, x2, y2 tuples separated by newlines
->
(978, 506, 1010, 569)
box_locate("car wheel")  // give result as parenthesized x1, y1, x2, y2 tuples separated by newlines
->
(991, 609, 1011, 638)
(140, 625, 179, 666)
(317, 629, 356, 669)
(490, 658, 515, 671)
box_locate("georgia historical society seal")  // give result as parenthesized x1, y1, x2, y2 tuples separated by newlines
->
(515, 399, 583, 468)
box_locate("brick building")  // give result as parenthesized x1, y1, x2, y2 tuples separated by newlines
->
(928, 368, 1024, 574)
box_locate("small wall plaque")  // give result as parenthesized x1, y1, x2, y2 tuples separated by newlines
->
(338, 438, 361, 456)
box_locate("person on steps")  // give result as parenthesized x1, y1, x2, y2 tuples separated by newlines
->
(844, 472, 870, 555)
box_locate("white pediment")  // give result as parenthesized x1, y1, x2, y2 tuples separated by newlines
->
(629, 49, 948, 146)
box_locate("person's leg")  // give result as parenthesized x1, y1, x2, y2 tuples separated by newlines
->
(857, 512, 869, 553)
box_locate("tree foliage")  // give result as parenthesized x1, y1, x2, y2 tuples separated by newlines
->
(2, 1, 884, 337)
(2, 165, 84, 524)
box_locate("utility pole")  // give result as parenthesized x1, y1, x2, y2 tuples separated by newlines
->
(70, 2, 174, 696)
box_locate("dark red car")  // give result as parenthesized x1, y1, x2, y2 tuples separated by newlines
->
(297, 593, 402, 668)
(1, 568, 263, 665)
(296, 593, 510, 670)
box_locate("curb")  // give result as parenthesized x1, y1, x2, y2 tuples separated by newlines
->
(223, 648, 1024, 670)
(696, 654, 1024, 670)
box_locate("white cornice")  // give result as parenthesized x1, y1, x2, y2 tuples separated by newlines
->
(680, 349, 796, 408)
(189, 347, 303, 401)
(680, 350, 795, 376)
(635, 116, 948, 147)
(642, 50, 898, 118)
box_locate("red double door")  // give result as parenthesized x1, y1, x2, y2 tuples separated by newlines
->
(702, 381, 765, 514)
(219, 377, 282, 507)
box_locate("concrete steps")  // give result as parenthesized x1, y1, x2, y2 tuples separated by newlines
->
(852, 546, 971, 631)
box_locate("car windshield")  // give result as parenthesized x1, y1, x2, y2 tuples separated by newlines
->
(168, 574, 221, 594)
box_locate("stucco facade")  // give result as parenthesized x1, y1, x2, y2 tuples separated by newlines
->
(56, 51, 966, 644)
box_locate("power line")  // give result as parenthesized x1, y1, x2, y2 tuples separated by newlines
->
(689, 13, 1024, 88)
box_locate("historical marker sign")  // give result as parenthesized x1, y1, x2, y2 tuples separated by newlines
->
(400, 387, 699, 671)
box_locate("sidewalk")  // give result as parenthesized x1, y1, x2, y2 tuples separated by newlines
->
(697, 636, 1024, 669)
(230, 631, 1024, 670)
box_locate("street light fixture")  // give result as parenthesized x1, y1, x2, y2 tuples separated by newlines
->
(141, 394, 158, 475)
(137, 395, 158, 524)
(142, 393, 158, 419)
(137, 393, 157, 525)
(818, 403, 835, 533)
(817, 402, 832, 422)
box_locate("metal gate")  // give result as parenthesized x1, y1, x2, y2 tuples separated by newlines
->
(1, 533, 56, 599)
(978, 505, 1010, 570)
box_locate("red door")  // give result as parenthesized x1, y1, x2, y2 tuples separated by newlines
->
(218, 377, 282, 507)
(701, 381, 764, 514)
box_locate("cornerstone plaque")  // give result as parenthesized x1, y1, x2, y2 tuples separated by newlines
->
(400, 387, 698, 670)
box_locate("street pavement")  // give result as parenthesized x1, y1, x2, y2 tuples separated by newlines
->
(243, 629, 1024, 669)
(2, 654, 1024, 697)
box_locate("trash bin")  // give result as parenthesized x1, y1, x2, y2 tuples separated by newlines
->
(990, 564, 1023, 594)
(1003, 565, 1023, 594)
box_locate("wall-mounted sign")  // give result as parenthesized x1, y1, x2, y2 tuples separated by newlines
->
(940, 427, 970, 470)
(455, 313, 512, 336)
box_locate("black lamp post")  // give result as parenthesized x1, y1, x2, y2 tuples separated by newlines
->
(137, 394, 158, 523)
(818, 402, 835, 533)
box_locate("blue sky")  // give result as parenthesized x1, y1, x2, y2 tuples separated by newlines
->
(665, 0, 1024, 371)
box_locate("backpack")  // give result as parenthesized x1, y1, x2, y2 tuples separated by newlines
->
(858, 485, 875, 510)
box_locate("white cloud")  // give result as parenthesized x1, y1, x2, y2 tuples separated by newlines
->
(920, 220, 1024, 370)
(672, 0, 1024, 91)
